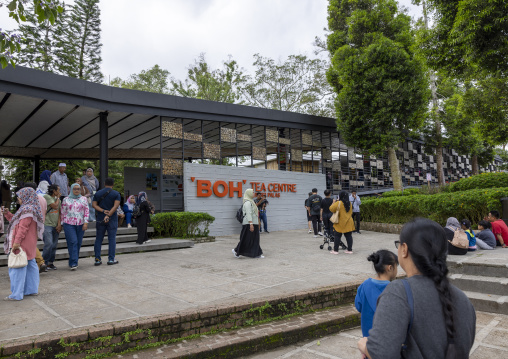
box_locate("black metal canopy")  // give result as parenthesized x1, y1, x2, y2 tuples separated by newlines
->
(0, 66, 337, 160)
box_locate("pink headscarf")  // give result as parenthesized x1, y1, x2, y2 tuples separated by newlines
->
(126, 195, 135, 211)
(3, 187, 44, 254)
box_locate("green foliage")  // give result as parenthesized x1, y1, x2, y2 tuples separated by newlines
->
(241, 54, 334, 116)
(362, 186, 508, 225)
(111, 65, 170, 94)
(422, 0, 508, 76)
(58, 0, 103, 83)
(1, 0, 64, 68)
(150, 212, 215, 238)
(171, 53, 245, 104)
(381, 188, 420, 198)
(448, 172, 508, 193)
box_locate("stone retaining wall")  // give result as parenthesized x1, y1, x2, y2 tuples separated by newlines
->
(362, 222, 404, 234)
(0, 282, 361, 359)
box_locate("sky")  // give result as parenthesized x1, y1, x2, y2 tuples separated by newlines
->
(0, 0, 423, 82)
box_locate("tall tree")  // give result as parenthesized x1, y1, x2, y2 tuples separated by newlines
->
(241, 53, 334, 116)
(327, 0, 429, 191)
(171, 54, 244, 104)
(0, 0, 64, 68)
(16, 4, 67, 72)
(58, 0, 103, 83)
(422, 0, 508, 76)
(111, 64, 171, 94)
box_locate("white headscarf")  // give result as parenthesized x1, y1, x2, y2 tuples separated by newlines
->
(36, 180, 49, 195)
(243, 188, 258, 215)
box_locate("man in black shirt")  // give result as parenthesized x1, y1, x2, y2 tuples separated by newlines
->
(306, 188, 323, 238)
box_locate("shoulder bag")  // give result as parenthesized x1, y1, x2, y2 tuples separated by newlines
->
(8, 248, 28, 268)
(330, 201, 340, 224)
(448, 227, 469, 249)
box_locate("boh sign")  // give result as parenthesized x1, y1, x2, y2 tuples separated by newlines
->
(190, 177, 297, 198)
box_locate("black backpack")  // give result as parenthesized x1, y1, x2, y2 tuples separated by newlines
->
(236, 205, 245, 223)
(311, 195, 322, 213)
(132, 204, 141, 218)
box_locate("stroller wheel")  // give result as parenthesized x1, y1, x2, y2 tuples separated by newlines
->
(328, 246, 332, 251)
(319, 245, 324, 249)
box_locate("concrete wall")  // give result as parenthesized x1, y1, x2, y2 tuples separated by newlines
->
(123, 167, 161, 211)
(183, 163, 326, 237)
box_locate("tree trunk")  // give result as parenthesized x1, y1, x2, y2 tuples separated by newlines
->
(472, 155, 479, 175)
(387, 146, 403, 191)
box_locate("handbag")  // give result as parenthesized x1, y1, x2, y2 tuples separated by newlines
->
(448, 227, 469, 249)
(330, 202, 340, 224)
(8, 248, 28, 268)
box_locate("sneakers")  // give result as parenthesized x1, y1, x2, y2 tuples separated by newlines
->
(313, 235, 318, 238)
(265, 231, 270, 233)
(39, 264, 48, 273)
(127, 224, 132, 228)
(344, 250, 353, 254)
(47, 264, 57, 270)
(4, 296, 16, 301)
(330, 251, 339, 255)
(232, 249, 239, 258)
(308, 229, 312, 233)
(70, 266, 78, 271)
(256, 255, 265, 258)
(318, 232, 324, 236)
(107, 260, 119, 265)
(94, 258, 102, 266)
(144, 239, 151, 243)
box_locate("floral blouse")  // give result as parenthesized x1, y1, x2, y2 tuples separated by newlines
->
(61, 197, 89, 226)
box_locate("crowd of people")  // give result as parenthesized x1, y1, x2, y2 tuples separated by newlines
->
(1, 163, 155, 301)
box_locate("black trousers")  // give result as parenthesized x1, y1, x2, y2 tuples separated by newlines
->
(311, 215, 322, 235)
(322, 213, 333, 236)
(352, 212, 361, 232)
(334, 231, 353, 251)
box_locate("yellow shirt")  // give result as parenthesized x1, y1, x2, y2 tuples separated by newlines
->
(330, 200, 355, 233)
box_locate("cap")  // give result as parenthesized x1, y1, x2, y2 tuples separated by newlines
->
(58, 163, 66, 167)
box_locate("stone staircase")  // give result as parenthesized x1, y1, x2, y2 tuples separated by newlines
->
(0, 221, 194, 266)
(448, 260, 508, 315)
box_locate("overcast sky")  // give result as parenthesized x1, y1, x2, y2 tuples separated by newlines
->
(1, 0, 423, 82)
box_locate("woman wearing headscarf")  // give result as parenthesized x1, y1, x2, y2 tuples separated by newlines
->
(329, 190, 355, 254)
(232, 188, 264, 258)
(4, 187, 44, 301)
(135, 192, 153, 244)
(81, 168, 99, 222)
(36, 170, 52, 195)
(61, 184, 89, 270)
(444, 217, 468, 255)
(123, 195, 136, 228)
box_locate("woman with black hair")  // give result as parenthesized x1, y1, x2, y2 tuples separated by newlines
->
(358, 218, 476, 359)
(329, 190, 355, 254)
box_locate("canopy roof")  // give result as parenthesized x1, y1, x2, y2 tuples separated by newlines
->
(0, 66, 337, 160)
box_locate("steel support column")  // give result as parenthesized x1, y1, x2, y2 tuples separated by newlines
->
(33, 155, 40, 184)
(99, 112, 109, 186)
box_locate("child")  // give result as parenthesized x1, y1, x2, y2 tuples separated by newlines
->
(475, 220, 496, 250)
(355, 250, 398, 337)
(461, 219, 476, 251)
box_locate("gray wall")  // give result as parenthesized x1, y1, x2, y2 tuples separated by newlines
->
(123, 167, 161, 211)
(183, 163, 326, 237)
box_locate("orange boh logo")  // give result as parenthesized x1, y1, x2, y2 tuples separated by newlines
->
(190, 178, 297, 198)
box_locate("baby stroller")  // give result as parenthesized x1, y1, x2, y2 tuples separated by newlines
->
(319, 222, 347, 251)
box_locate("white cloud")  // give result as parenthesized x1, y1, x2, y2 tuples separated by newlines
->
(1, 0, 423, 82)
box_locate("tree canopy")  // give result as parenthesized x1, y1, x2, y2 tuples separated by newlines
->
(327, 0, 429, 190)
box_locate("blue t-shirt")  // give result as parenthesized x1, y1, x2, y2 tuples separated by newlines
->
(93, 188, 121, 221)
(355, 278, 390, 337)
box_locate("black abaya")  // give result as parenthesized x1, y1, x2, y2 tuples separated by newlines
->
(136, 201, 151, 244)
(234, 224, 263, 258)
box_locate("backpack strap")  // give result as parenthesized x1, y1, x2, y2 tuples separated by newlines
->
(401, 279, 414, 354)
(97, 188, 112, 206)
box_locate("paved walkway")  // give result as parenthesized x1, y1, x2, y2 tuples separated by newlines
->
(1, 227, 507, 347)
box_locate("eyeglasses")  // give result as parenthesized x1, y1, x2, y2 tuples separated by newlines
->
(394, 241, 400, 249)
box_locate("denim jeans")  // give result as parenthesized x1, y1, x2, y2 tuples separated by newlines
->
(88, 203, 96, 222)
(42, 225, 59, 264)
(63, 223, 84, 268)
(8, 259, 39, 300)
(125, 212, 132, 225)
(94, 216, 118, 262)
(259, 211, 268, 232)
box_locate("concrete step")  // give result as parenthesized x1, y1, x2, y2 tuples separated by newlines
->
(463, 290, 508, 315)
(0, 227, 153, 242)
(450, 274, 508, 296)
(0, 238, 194, 266)
(448, 261, 508, 278)
(35, 234, 139, 250)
